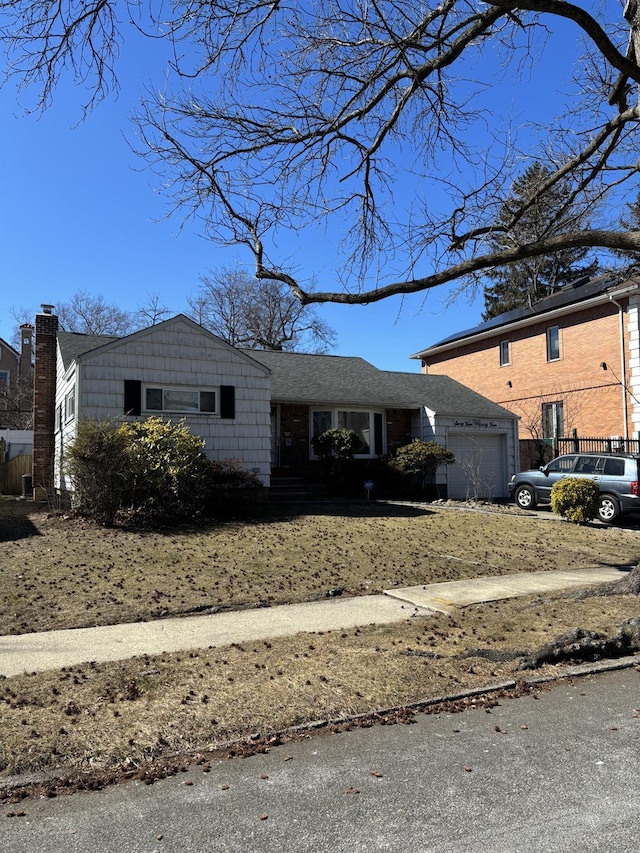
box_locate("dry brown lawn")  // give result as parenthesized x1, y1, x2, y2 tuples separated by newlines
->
(1, 499, 637, 635)
(1, 497, 638, 787)
(1, 593, 638, 783)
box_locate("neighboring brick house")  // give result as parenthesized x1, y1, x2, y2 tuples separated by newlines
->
(245, 350, 519, 500)
(411, 273, 640, 467)
(0, 323, 34, 428)
(32, 309, 272, 498)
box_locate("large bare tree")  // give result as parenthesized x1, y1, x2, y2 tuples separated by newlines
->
(10, 291, 172, 337)
(3, 1, 640, 306)
(55, 290, 137, 336)
(188, 266, 336, 351)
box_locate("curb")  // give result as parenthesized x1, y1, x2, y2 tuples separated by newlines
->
(2, 653, 638, 801)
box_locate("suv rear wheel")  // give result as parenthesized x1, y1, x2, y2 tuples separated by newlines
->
(515, 485, 537, 510)
(598, 494, 620, 524)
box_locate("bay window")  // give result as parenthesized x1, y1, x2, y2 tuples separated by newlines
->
(310, 408, 385, 457)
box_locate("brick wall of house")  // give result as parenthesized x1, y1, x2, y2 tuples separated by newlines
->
(421, 300, 632, 440)
(32, 308, 59, 497)
(276, 404, 415, 472)
(278, 404, 312, 470)
(386, 409, 413, 452)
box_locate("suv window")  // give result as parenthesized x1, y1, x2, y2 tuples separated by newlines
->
(546, 456, 575, 474)
(603, 457, 625, 476)
(575, 456, 603, 474)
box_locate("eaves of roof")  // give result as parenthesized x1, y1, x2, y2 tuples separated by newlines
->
(411, 275, 640, 360)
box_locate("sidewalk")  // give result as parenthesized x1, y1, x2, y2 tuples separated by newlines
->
(0, 566, 625, 678)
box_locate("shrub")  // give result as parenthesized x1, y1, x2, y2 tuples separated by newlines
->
(550, 477, 600, 523)
(311, 428, 361, 459)
(389, 439, 455, 495)
(67, 417, 261, 525)
(207, 458, 263, 489)
(65, 418, 131, 525)
(117, 417, 211, 522)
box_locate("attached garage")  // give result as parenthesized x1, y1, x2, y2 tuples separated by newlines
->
(445, 432, 508, 500)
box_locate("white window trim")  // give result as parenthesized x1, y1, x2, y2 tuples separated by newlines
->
(542, 400, 564, 440)
(65, 386, 76, 422)
(546, 325, 560, 362)
(309, 407, 386, 459)
(142, 384, 220, 415)
(499, 340, 510, 366)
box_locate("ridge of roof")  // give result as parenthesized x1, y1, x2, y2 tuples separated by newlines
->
(57, 316, 270, 375)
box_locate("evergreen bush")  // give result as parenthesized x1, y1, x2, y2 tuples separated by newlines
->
(389, 439, 455, 496)
(550, 477, 599, 523)
(65, 418, 130, 526)
(66, 417, 260, 525)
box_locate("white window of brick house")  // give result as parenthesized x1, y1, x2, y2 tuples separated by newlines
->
(546, 326, 560, 361)
(542, 401, 564, 440)
(499, 340, 510, 366)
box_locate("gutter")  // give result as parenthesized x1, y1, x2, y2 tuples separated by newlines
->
(608, 293, 629, 440)
(412, 282, 640, 360)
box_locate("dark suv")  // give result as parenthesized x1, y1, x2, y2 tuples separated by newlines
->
(508, 453, 640, 523)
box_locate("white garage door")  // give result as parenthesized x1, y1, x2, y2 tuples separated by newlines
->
(446, 433, 507, 500)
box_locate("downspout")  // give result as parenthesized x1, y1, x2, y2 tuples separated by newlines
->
(609, 295, 629, 441)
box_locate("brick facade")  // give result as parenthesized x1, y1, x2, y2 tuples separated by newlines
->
(421, 300, 634, 441)
(385, 409, 413, 452)
(275, 404, 415, 474)
(32, 308, 59, 497)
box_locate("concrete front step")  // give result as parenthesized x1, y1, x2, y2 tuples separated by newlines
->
(269, 477, 310, 501)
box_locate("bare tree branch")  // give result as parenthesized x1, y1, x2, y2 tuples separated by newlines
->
(3, 2, 640, 306)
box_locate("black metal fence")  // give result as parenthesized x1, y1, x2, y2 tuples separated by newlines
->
(556, 435, 640, 456)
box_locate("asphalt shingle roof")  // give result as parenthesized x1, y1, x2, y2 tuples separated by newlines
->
(244, 350, 514, 419)
(58, 331, 119, 371)
(55, 327, 514, 420)
(414, 272, 625, 353)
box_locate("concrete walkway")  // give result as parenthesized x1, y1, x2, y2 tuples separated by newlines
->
(0, 566, 626, 678)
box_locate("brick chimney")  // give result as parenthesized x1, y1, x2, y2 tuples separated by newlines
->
(32, 306, 58, 499)
(19, 323, 34, 376)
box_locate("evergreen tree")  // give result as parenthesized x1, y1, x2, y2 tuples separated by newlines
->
(617, 191, 640, 270)
(482, 163, 597, 320)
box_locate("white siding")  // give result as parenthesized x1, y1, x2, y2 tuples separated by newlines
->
(54, 349, 78, 491)
(56, 317, 271, 489)
(418, 409, 519, 500)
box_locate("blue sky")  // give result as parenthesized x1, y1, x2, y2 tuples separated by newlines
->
(0, 10, 593, 371)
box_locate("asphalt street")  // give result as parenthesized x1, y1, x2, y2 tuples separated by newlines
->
(2, 667, 638, 853)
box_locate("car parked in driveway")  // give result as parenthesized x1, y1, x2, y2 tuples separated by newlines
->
(508, 453, 640, 523)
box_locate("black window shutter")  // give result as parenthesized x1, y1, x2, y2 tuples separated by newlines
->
(124, 380, 142, 416)
(220, 385, 235, 419)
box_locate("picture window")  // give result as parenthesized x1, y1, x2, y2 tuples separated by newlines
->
(144, 386, 218, 415)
